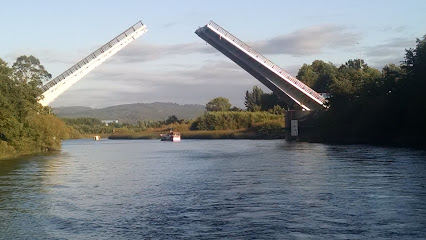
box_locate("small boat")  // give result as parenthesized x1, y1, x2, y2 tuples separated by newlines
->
(160, 131, 181, 142)
(93, 135, 100, 141)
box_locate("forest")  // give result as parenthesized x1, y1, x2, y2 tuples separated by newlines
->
(0, 56, 77, 159)
(296, 35, 425, 147)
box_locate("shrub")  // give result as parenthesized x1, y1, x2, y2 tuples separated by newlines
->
(251, 120, 284, 136)
(191, 111, 283, 130)
(0, 140, 16, 159)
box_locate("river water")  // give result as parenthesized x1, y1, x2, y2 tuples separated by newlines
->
(0, 139, 425, 239)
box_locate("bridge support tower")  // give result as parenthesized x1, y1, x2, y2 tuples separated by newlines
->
(285, 110, 320, 141)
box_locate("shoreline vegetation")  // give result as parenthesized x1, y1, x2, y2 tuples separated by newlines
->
(1, 35, 425, 160)
(0, 56, 80, 160)
(108, 130, 281, 140)
(108, 125, 285, 140)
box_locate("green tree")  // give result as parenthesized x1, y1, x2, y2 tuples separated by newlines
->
(297, 63, 318, 87)
(191, 111, 283, 130)
(297, 60, 337, 93)
(205, 97, 232, 112)
(260, 92, 285, 111)
(329, 59, 381, 99)
(402, 35, 426, 90)
(245, 86, 263, 111)
(230, 106, 243, 112)
(396, 35, 426, 144)
(165, 115, 183, 124)
(0, 56, 73, 159)
(0, 60, 17, 144)
(245, 86, 286, 111)
(12, 55, 51, 85)
(268, 105, 284, 115)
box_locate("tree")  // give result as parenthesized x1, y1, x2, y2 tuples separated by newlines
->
(402, 35, 426, 89)
(297, 60, 337, 93)
(165, 115, 183, 124)
(374, 64, 404, 96)
(296, 63, 318, 87)
(245, 86, 286, 111)
(12, 55, 51, 85)
(230, 106, 243, 112)
(245, 86, 263, 111)
(0, 56, 73, 158)
(396, 35, 426, 144)
(0, 59, 15, 142)
(205, 97, 232, 112)
(0, 58, 11, 76)
(329, 59, 381, 98)
(260, 92, 284, 111)
(268, 105, 284, 115)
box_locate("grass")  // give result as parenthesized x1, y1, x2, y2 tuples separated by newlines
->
(107, 125, 285, 140)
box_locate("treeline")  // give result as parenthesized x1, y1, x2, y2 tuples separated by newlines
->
(296, 35, 426, 147)
(191, 111, 283, 130)
(181, 91, 285, 137)
(0, 56, 76, 159)
(62, 115, 187, 135)
(62, 118, 115, 134)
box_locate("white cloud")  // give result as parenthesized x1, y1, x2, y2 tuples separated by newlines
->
(252, 24, 360, 56)
(106, 24, 361, 64)
(112, 41, 215, 63)
(364, 37, 416, 69)
(49, 60, 261, 108)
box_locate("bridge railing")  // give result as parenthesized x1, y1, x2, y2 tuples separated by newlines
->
(41, 21, 146, 93)
(206, 21, 326, 105)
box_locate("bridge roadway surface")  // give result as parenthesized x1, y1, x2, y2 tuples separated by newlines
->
(39, 21, 148, 106)
(196, 21, 327, 111)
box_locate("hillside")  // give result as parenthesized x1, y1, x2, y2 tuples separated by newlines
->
(52, 102, 205, 124)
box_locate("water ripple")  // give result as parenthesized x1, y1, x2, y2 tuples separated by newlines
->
(0, 139, 425, 239)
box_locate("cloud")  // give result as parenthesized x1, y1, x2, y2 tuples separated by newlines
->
(113, 41, 216, 63)
(49, 60, 263, 108)
(380, 25, 407, 33)
(252, 24, 360, 56)
(365, 38, 415, 58)
(160, 22, 177, 29)
(5, 49, 80, 66)
(109, 24, 360, 64)
(83, 60, 253, 88)
(364, 37, 416, 68)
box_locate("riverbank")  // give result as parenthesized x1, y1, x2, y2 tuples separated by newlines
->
(108, 128, 285, 140)
(0, 145, 62, 161)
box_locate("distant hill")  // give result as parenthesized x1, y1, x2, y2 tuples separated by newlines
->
(52, 102, 205, 124)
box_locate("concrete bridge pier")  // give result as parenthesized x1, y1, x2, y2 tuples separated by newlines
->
(285, 110, 318, 141)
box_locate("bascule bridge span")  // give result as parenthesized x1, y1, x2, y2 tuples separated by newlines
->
(195, 21, 328, 111)
(39, 21, 148, 106)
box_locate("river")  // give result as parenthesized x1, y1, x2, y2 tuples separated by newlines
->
(0, 139, 425, 239)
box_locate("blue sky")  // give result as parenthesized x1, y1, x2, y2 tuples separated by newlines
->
(1, 0, 425, 108)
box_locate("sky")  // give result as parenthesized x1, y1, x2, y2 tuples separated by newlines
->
(1, 0, 425, 108)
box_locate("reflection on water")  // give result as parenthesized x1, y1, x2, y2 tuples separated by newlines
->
(1, 139, 425, 239)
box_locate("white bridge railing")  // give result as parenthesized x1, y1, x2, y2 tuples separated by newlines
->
(39, 21, 147, 106)
(206, 21, 326, 106)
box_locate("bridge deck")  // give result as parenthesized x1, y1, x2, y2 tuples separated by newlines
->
(195, 21, 327, 111)
(39, 21, 147, 106)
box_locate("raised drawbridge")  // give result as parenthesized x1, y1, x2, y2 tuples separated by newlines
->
(195, 21, 327, 111)
(39, 21, 148, 106)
